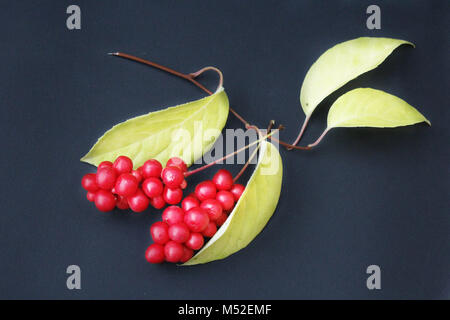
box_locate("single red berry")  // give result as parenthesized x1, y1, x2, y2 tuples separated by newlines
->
(113, 156, 133, 174)
(142, 177, 164, 198)
(215, 212, 228, 226)
(81, 173, 99, 192)
(184, 207, 210, 232)
(179, 246, 193, 263)
(181, 195, 200, 212)
(114, 173, 138, 197)
(163, 186, 183, 205)
(230, 184, 245, 202)
(216, 190, 235, 211)
(131, 169, 143, 184)
(168, 223, 190, 243)
(127, 189, 150, 212)
(116, 195, 129, 210)
(162, 206, 184, 225)
(86, 191, 96, 202)
(200, 199, 223, 221)
(202, 221, 217, 238)
(161, 166, 184, 188)
(150, 221, 170, 244)
(185, 233, 204, 250)
(180, 179, 187, 190)
(94, 190, 116, 212)
(195, 181, 217, 201)
(96, 166, 117, 190)
(166, 157, 187, 172)
(142, 159, 162, 179)
(164, 241, 184, 263)
(212, 169, 233, 190)
(98, 161, 113, 170)
(150, 195, 166, 209)
(145, 244, 165, 264)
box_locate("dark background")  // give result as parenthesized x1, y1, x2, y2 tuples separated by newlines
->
(0, 0, 448, 299)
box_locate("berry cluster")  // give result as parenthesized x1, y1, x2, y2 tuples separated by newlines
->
(145, 169, 245, 264)
(81, 156, 188, 212)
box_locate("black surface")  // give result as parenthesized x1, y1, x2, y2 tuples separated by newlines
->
(0, 0, 448, 299)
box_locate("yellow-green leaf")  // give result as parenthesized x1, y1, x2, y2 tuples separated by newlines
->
(182, 141, 283, 266)
(327, 88, 430, 129)
(81, 89, 229, 168)
(300, 37, 414, 117)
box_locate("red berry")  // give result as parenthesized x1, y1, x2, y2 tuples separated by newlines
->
(181, 195, 200, 212)
(202, 221, 217, 237)
(145, 244, 165, 264)
(98, 161, 113, 170)
(131, 169, 143, 184)
(142, 159, 162, 178)
(215, 212, 228, 226)
(230, 184, 245, 201)
(96, 167, 117, 190)
(81, 173, 98, 192)
(185, 233, 204, 250)
(150, 195, 166, 209)
(164, 241, 184, 263)
(142, 177, 164, 198)
(200, 199, 223, 221)
(216, 190, 235, 211)
(161, 166, 184, 188)
(212, 169, 233, 190)
(127, 189, 150, 212)
(150, 221, 170, 244)
(195, 181, 217, 201)
(94, 190, 116, 212)
(116, 195, 129, 210)
(86, 191, 96, 202)
(166, 157, 187, 172)
(114, 173, 138, 197)
(180, 246, 193, 263)
(113, 156, 133, 174)
(180, 179, 187, 190)
(162, 206, 184, 225)
(168, 223, 190, 243)
(184, 207, 210, 232)
(163, 186, 183, 205)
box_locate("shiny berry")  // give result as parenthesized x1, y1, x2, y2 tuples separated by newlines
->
(86, 191, 96, 202)
(96, 167, 117, 190)
(195, 181, 217, 201)
(142, 159, 162, 178)
(98, 161, 113, 170)
(114, 173, 138, 197)
(163, 187, 183, 205)
(113, 156, 133, 174)
(142, 177, 163, 198)
(185, 233, 204, 250)
(127, 189, 150, 212)
(166, 157, 187, 172)
(145, 244, 165, 264)
(82, 173, 99, 192)
(116, 195, 129, 210)
(131, 169, 143, 184)
(161, 166, 184, 188)
(215, 212, 228, 226)
(168, 223, 190, 243)
(94, 190, 116, 212)
(150, 221, 170, 244)
(202, 221, 217, 238)
(212, 169, 233, 190)
(164, 241, 184, 263)
(181, 195, 199, 212)
(216, 190, 235, 211)
(230, 184, 245, 201)
(150, 195, 166, 209)
(184, 207, 209, 232)
(180, 246, 193, 263)
(162, 206, 184, 225)
(200, 199, 223, 221)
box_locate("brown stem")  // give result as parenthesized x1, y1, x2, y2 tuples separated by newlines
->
(287, 115, 311, 150)
(308, 128, 330, 148)
(233, 125, 263, 182)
